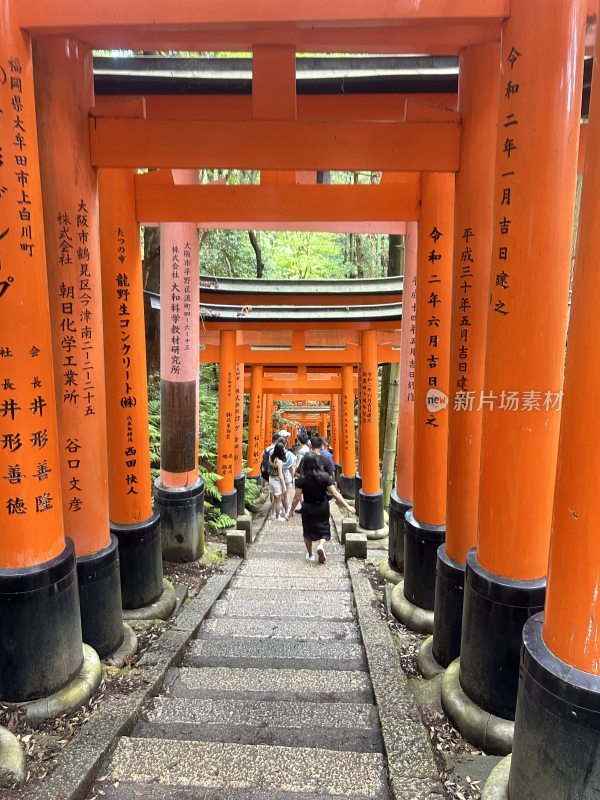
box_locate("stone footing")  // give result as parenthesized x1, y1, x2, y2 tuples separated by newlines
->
(340, 517, 357, 544)
(390, 580, 434, 635)
(417, 635, 446, 679)
(122, 579, 177, 621)
(345, 532, 367, 560)
(17, 644, 102, 723)
(358, 523, 389, 541)
(226, 530, 247, 558)
(377, 557, 402, 585)
(441, 659, 514, 755)
(0, 726, 25, 788)
(482, 755, 511, 800)
(236, 512, 253, 543)
(102, 623, 138, 668)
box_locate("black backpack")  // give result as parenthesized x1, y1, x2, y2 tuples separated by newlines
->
(260, 448, 270, 481)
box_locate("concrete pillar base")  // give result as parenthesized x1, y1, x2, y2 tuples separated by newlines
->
(111, 512, 163, 609)
(432, 544, 466, 669)
(234, 474, 246, 516)
(102, 623, 139, 668)
(0, 539, 83, 703)
(460, 549, 545, 721)
(0, 726, 25, 787)
(358, 524, 389, 541)
(390, 580, 434, 635)
(441, 659, 514, 755)
(237, 512, 254, 543)
(388, 490, 410, 574)
(417, 635, 446, 679)
(508, 613, 600, 800)
(482, 755, 511, 800)
(226, 530, 247, 558)
(15, 644, 102, 724)
(340, 473, 355, 500)
(354, 472, 362, 513)
(403, 508, 445, 611)
(377, 557, 402, 585)
(220, 489, 238, 525)
(358, 488, 384, 531)
(122, 578, 177, 621)
(155, 477, 205, 562)
(345, 532, 367, 560)
(77, 535, 124, 659)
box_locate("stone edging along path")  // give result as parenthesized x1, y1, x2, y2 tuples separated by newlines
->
(26, 559, 241, 800)
(348, 561, 444, 800)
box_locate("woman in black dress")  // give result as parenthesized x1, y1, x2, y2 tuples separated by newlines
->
(287, 451, 356, 563)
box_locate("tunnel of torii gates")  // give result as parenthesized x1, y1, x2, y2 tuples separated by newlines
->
(1, 0, 600, 796)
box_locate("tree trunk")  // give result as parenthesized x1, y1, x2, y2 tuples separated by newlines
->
(381, 361, 400, 508)
(142, 225, 161, 377)
(248, 230, 265, 278)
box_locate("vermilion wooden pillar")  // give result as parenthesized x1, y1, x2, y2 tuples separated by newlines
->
(233, 352, 246, 515)
(448, 0, 585, 731)
(355, 364, 363, 510)
(388, 220, 418, 575)
(247, 365, 263, 478)
(340, 365, 356, 499)
(508, 12, 599, 794)
(0, 4, 83, 701)
(98, 168, 163, 611)
(358, 330, 386, 537)
(216, 329, 237, 521)
(403, 173, 454, 617)
(428, 43, 499, 670)
(155, 170, 204, 561)
(35, 37, 124, 657)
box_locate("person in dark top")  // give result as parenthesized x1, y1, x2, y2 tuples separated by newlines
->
(288, 451, 355, 563)
(310, 436, 335, 477)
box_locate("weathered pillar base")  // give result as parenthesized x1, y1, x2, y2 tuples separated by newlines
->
(390, 580, 434, 635)
(508, 613, 600, 800)
(354, 472, 362, 513)
(388, 489, 410, 574)
(102, 623, 138, 669)
(377, 557, 403, 586)
(0, 726, 26, 787)
(459, 549, 545, 721)
(111, 512, 163, 610)
(403, 509, 445, 611)
(155, 477, 205, 562)
(334, 463, 342, 491)
(13, 643, 102, 724)
(432, 544, 466, 668)
(0, 539, 83, 703)
(220, 489, 238, 525)
(441, 659, 514, 755)
(417, 635, 446, 679)
(122, 578, 177, 621)
(340, 473, 355, 500)
(234, 474, 246, 516)
(77, 535, 124, 658)
(358, 488, 385, 532)
(482, 755, 511, 800)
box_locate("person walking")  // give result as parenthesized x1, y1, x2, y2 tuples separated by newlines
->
(310, 435, 335, 477)
(268, 441, 287, 521)
(288, 451, 355, 563)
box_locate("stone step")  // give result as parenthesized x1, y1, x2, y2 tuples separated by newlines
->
(184, 636, 365, 670)
(237, 560, 349, 578)
(134, 696, 382, 753)
(166, 666, 374, 704)
(247, 551, 345, 563)
(212, 589, 354, 621)
(233, 575, 352, 592)
(93, 786, 386, 800)
(200, 617, 360, 641)
(103, 737, 389, 798)
(250, 542, 344, 554)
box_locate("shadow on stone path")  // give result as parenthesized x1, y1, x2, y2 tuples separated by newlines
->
(91, 512, 391, 799)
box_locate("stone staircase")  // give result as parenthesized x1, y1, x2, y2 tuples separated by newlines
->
(94, 515, 391, 799)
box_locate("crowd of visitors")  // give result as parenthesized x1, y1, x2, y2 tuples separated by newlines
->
(260, 429, 355, 563)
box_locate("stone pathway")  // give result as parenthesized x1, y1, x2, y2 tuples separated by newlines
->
(94, 512, 391, 799)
